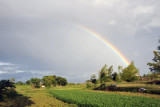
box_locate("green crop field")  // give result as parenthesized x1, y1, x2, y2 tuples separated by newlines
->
(50, 90, 160, 107)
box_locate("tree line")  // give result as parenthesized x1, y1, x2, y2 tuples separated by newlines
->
(15, 75, 67, 88)
(87, 36, 160, 88)
(87, 61, 139, 86)
(26, 75, 67, 88)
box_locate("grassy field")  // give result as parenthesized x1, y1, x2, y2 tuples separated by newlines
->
(0, 82, 160, 107)
(0, 85, 77, 107)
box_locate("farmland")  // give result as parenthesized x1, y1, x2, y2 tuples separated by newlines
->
(50, 90, 160, 107)
(0, 82, 160, 107)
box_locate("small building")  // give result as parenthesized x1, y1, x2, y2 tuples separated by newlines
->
(42, 85, 45, 88)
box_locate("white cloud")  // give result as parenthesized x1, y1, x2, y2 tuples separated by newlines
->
(0, 71, 7, 74)
(0, 62, 12, 66)
(133, 5, 154, 15)
(15, 70, 25, 73)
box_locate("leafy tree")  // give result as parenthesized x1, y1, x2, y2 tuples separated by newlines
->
(108, 66, 113, 79)
(112, 72, 121, 82)
(90, 74, 97, 84)
(99, 65, 108, 83)
(26, 80, 31, 85)
(120, 61, 139, 82)
(42, 76, 56, 87)
(53, 75, 57, 79)
(148, 38, 160, 72)
(99, 65, 113, 83)
(30, 78, 41, 88)
(112, 72, 118, 81)
(115, 74, 121, 82)
(56, 76, 67, 86)
(90, 74, 98, 88)
(60, 78, 67, 86)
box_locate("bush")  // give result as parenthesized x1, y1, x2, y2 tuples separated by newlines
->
(86, 83, 92, 88)
(5, 88, 18, 98)
(0, 80, 16, 101)
(146, 80, 160, 85)
(99, 83, 107, 90)
(145, 89, 160, 94)
(0, 80, 15, 92)
(107, 84, 117, 91)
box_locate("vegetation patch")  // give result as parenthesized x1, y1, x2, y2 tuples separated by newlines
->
(50, 90, 160, 107)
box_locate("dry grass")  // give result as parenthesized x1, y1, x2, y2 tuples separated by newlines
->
(0, 85, 77, 107)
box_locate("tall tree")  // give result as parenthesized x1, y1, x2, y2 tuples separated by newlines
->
(42, 76, 56, 87)
(112, 72, 118, 81)
(148, 38, 160, 72)
(99, 65, 113, 83)
(99, 64, 108, 83)
(120, 61, 139, 82)
(108, 66, 113, 79)
(56, 76, 67, 86)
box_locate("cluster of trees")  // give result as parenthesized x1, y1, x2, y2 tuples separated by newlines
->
(87, 61, 140, 86)
(25, 75, 67, 88)
(88, 37, 160, 87)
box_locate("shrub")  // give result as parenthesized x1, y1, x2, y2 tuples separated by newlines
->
(86, 83, 92, 88)
(107, 84, 117, 91)
(99, 83, 107, 90)
(5, 88, 18, 98)
(0, 80, 15, 92)
(146, 80, 160, 85)
(0, 80, 16, 101)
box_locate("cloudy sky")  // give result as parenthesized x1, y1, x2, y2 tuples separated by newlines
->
(0, 0, 160, 83)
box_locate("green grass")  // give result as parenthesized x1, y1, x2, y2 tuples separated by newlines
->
(50, 90, 160, 107)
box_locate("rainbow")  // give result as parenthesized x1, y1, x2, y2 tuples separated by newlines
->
(74, 25, 130, 66)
